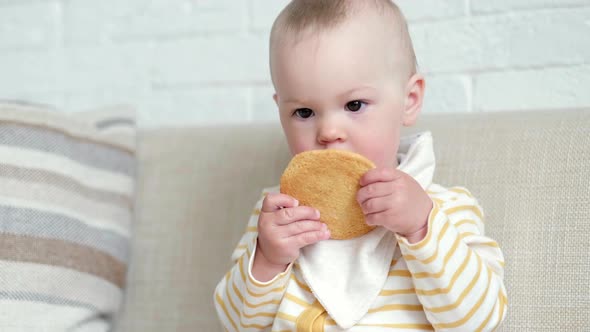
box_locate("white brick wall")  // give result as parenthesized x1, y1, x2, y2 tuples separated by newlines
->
(0, 0, 588, 127)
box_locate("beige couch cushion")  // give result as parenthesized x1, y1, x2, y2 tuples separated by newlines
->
(116, 109, 589, 331)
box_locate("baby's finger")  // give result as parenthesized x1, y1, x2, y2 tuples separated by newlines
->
(282, 220, 326, 237)
(357, 181, 393, 205)
(359, 168, 403, 186)
(261, 193, 299, 212)
(273, 206, 321, 225)
(289, 228, 331, 248)
(361, 195, 390, 215)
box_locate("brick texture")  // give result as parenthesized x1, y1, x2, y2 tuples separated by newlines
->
(0, 0, 588, 127)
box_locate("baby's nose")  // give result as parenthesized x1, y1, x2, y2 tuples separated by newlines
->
(317, 123, 346, 145)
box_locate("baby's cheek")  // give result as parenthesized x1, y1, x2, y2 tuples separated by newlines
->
(366, 150, 390, 169)
(289, 140, 315, 155)
(286, 127, 317, 155)
(361, 139, 398, 168)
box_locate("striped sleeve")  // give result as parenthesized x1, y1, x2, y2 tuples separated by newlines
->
(395, 185, 508, 331)
(214, 187, 292, 332)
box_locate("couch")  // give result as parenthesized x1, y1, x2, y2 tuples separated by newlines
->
(113, 109, 590, 331)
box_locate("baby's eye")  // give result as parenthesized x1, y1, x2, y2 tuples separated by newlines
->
(294, 108, 314, 119)
(345, 100, 365, 112)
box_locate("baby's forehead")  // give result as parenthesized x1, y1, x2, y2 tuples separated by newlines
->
(270, 4, 416, 73)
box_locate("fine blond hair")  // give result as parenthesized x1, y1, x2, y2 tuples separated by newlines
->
(270, 0, 417, 74)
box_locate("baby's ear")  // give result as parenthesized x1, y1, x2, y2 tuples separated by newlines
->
(402, 73, 425, 126)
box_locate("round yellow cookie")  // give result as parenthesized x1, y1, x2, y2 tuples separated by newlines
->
(280, 149, 376, 240)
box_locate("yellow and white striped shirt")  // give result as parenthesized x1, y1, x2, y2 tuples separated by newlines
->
(214, 184, 507, 331)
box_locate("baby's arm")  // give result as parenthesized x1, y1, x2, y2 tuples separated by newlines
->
(396, 186, 507, 331)
(213, 191, 291, 332)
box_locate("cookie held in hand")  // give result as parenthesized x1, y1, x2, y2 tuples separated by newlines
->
(280, 149, 376, 240)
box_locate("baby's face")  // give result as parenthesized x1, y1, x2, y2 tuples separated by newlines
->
(271, 12, 415, 169)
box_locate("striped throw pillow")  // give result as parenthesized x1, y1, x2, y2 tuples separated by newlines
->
(0, 102, 136, 331)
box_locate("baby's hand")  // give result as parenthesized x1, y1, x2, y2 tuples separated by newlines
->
(356, 168, 433, 243)
(253, 193, 329, 281)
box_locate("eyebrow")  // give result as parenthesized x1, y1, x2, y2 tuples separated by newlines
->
(338, 85, 377, 98)
(281, 85, 377, 105)
(281, 97, 305, 105)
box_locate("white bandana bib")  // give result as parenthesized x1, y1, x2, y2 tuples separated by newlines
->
(296, 131, 436, 328)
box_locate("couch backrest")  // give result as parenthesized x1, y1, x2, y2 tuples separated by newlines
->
(115, 109, 590, 332)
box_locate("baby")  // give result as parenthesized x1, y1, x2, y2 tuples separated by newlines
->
(215, 1, 507, 331)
